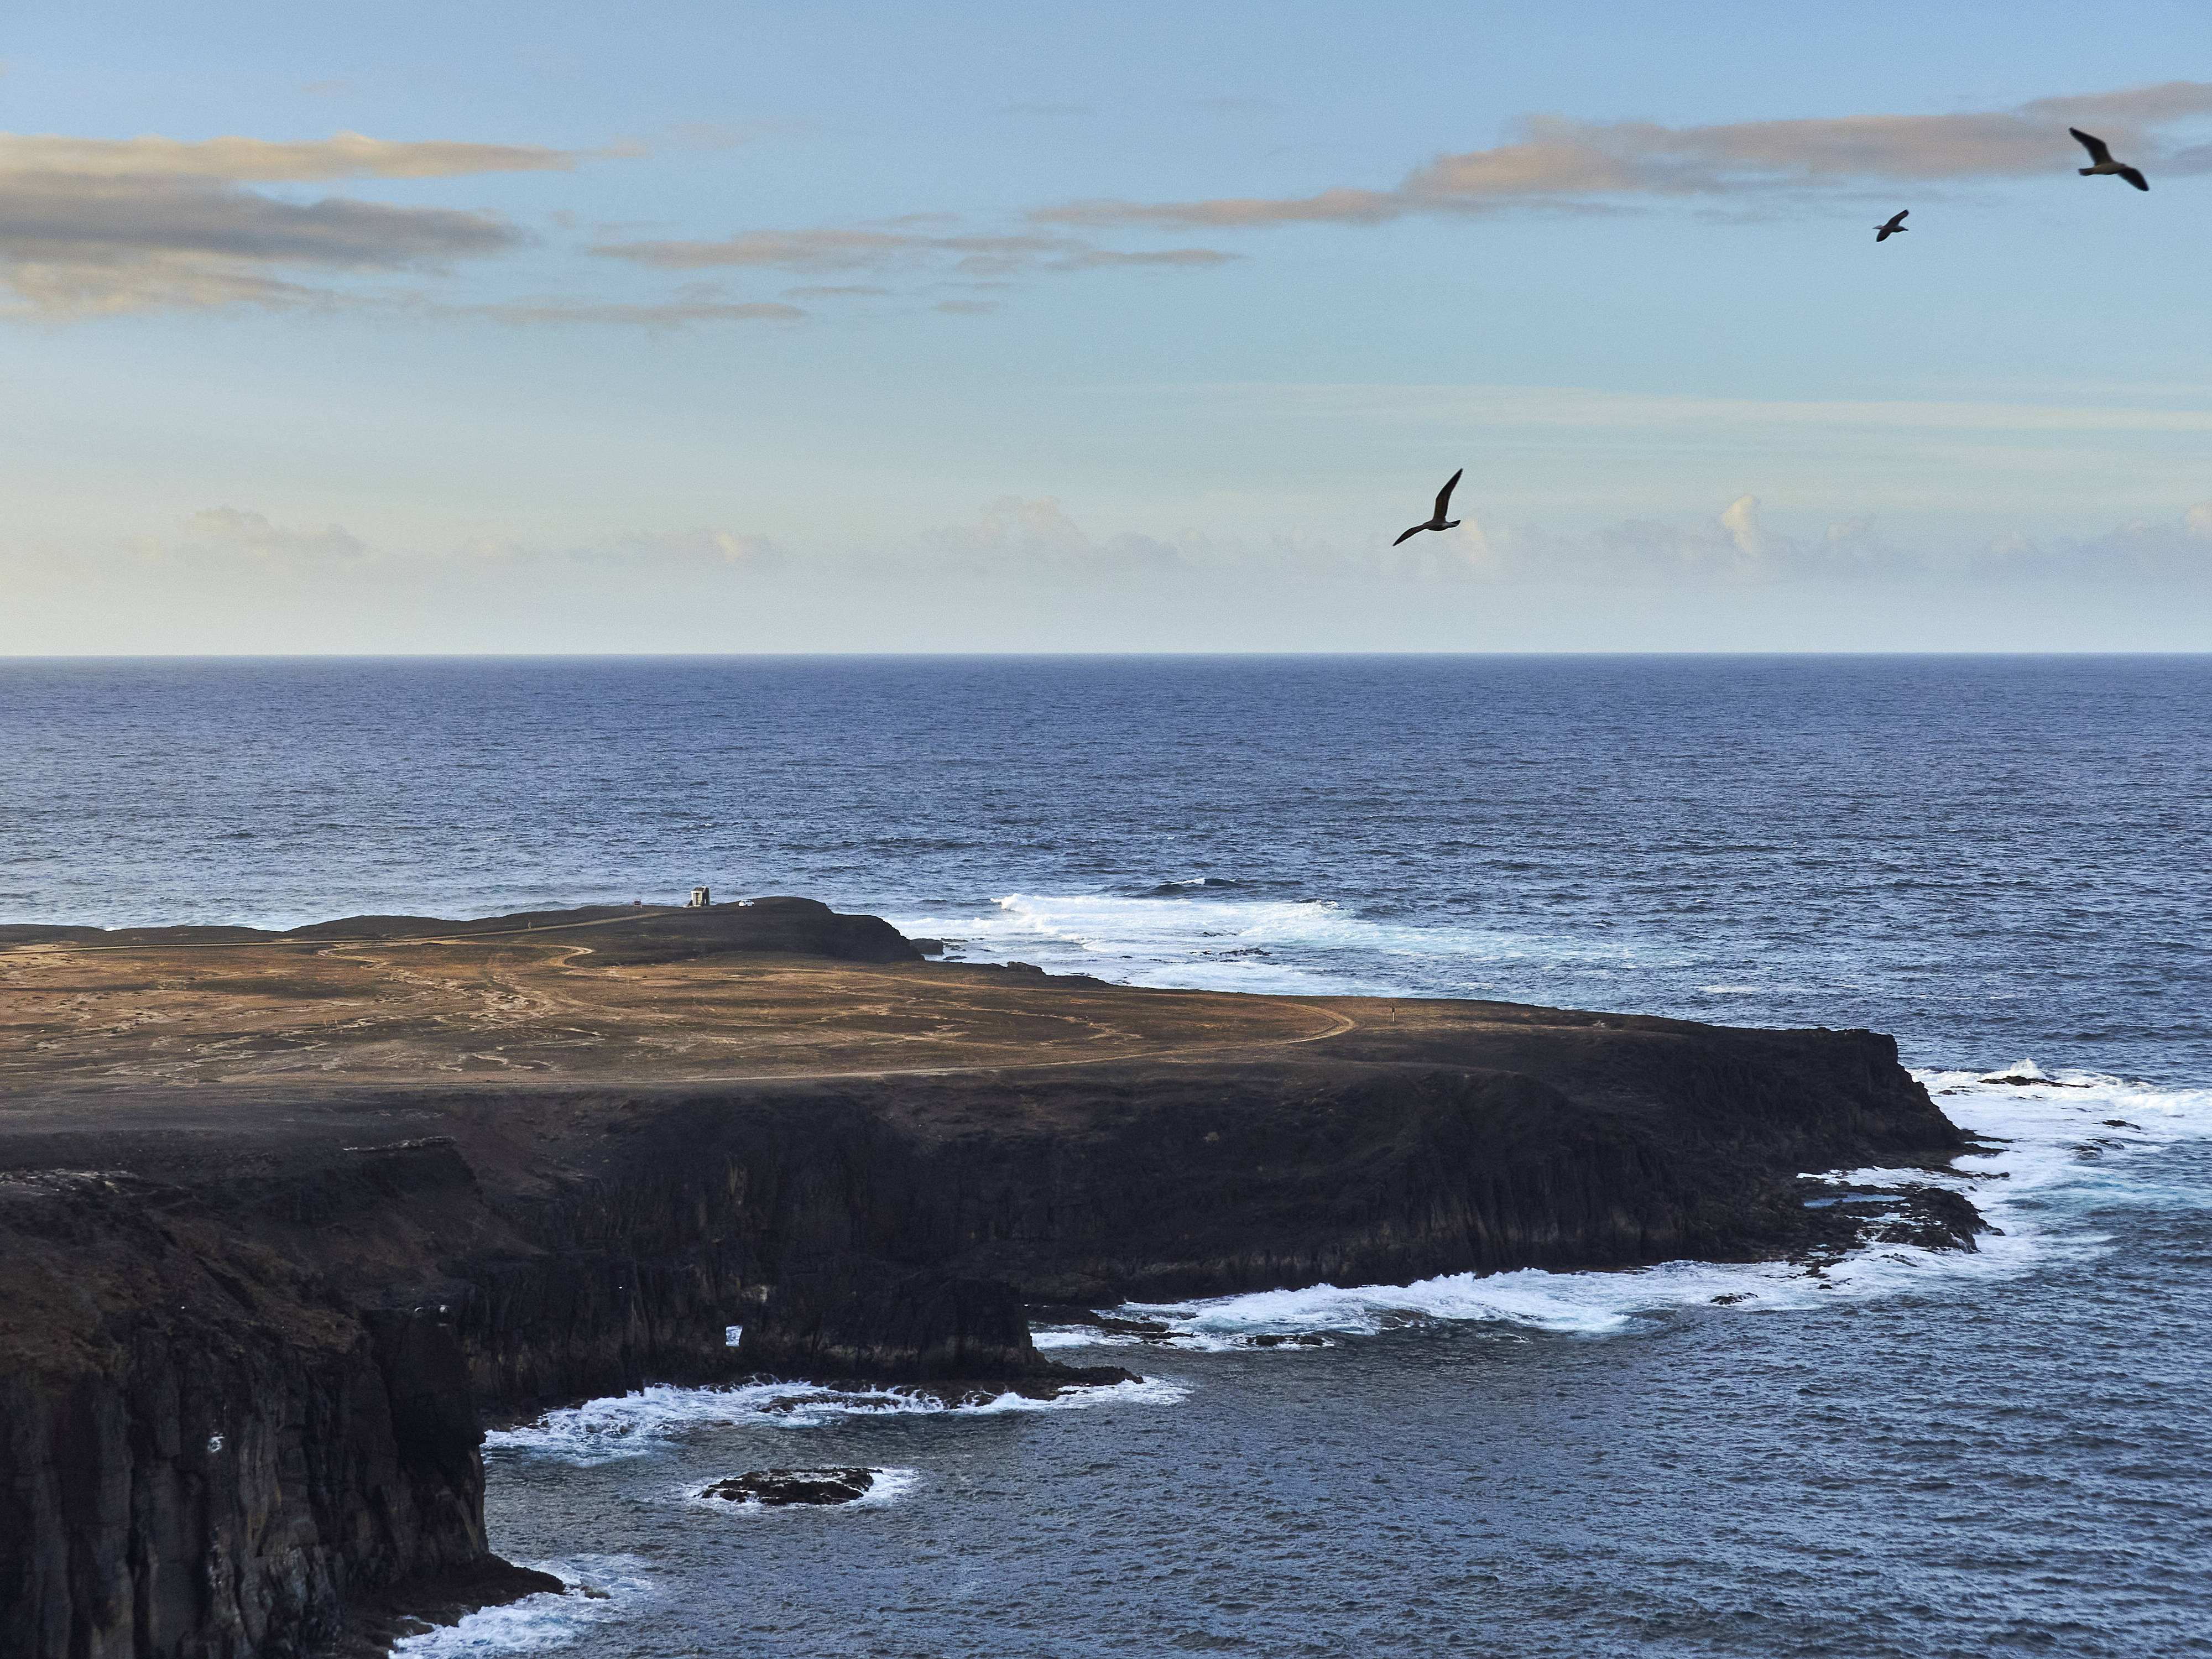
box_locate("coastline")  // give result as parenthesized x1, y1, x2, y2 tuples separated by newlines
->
(0, 898, 1978, 1656)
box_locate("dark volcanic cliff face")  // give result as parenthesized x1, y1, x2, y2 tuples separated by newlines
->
(0, 906, 1964, 1658)
(0, 1171, 493, 1659)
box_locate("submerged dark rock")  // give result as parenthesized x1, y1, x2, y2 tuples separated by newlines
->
(701, 1468, 877, 1506)
(1793, 1178, 1988, 1255)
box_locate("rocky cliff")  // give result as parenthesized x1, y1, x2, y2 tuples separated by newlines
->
(0, 899, 1969, 1656)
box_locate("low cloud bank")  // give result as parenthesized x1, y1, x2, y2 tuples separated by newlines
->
(6, 495, 2209, 653)
(178, 507, 366, 564)
(1979, 502, 2212, 578)
(898, 495, 2212, 588)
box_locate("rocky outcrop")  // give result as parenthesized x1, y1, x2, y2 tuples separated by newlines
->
(699, 1469, 875, 1506)
(0, 895, 920, 966)
(735, 1260, 1133, 1388)
(0, 902, 1969, 1657)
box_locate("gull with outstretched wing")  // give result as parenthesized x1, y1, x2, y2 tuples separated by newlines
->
(1874, 210, 1909, 242)
(1394, 469, 1464, 546)
(2070, 128, 2149, 191)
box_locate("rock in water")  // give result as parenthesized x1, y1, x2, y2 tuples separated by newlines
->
(702, 1468, 877, 1506)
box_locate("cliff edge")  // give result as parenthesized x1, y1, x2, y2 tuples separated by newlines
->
(0, 897, 1967, 1657)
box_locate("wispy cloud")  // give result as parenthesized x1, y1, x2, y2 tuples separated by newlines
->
(0, 129, 581, 317)
(0, 131, 578, 181)
(1172, 382, 2212, 434)
(458, 295, 802, 327)
(0, 129, 822, 325)
(1031, 81, 2212, 229)
(1059, 247, 1236, 269)
(178, 505, 366, 562)
(591, 225, 1235, 278)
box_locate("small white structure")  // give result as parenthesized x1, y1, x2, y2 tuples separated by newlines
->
(687, 886, 711, 908)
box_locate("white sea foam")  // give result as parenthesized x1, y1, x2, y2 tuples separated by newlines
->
(484, 1375, 1187, 1465)
(390, 1556, 651, 1656)
(1031, 1324, 1340, 1354)
(884, 890, 1686, 996)
(1034, 1065, 2212, 1350)
(853, 1465, 922, 1507)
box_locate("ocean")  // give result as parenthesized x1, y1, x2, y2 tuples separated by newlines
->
(3, 655, 2208, 1656)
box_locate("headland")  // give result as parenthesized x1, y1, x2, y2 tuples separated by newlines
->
(0, 898, 1976, 1656)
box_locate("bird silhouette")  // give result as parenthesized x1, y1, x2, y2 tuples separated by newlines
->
(2070, 128, 2148, 191)
(1394, 469, 1464, 545)
(1874, 210, 1909, 242)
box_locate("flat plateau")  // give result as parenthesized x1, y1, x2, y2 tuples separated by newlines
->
(0, 903, 1359, 1098)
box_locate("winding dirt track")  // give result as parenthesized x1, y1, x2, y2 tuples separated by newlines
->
(664, 1000, 1363, 1087)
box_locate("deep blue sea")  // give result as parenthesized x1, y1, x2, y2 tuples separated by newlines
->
(3, 656, 2208, 1657)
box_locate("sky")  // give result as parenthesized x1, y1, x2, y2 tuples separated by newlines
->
(3, 0, 2210, 651)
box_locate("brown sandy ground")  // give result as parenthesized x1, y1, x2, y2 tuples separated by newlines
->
(0, 910, 1356, 1094)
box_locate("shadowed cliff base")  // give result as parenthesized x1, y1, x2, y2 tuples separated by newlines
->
(0, 898, 1974, 1656)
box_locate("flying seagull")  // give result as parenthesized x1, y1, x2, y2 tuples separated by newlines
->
(1394, 469, 1464, 545)
(2070, 128, 2148, 191)
(1874, 210, 1908, 242)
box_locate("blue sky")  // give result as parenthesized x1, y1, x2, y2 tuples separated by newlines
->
(3, 0, 2209, 649)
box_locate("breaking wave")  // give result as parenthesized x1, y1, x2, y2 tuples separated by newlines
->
(484, 1376, 1188, 1465)
(390, 1556, 652, 1656)
(884, 889, 1686, 997)
(1035, 1065, 2212, 1350)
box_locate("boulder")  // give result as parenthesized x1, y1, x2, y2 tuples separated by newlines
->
(701, 1468, 875, 1506)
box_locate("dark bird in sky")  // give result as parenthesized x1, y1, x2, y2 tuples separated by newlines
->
(1874, 210, 1909, 242)
(2070, 128, 2149, 191)
(1394, 469, 1463, 545)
